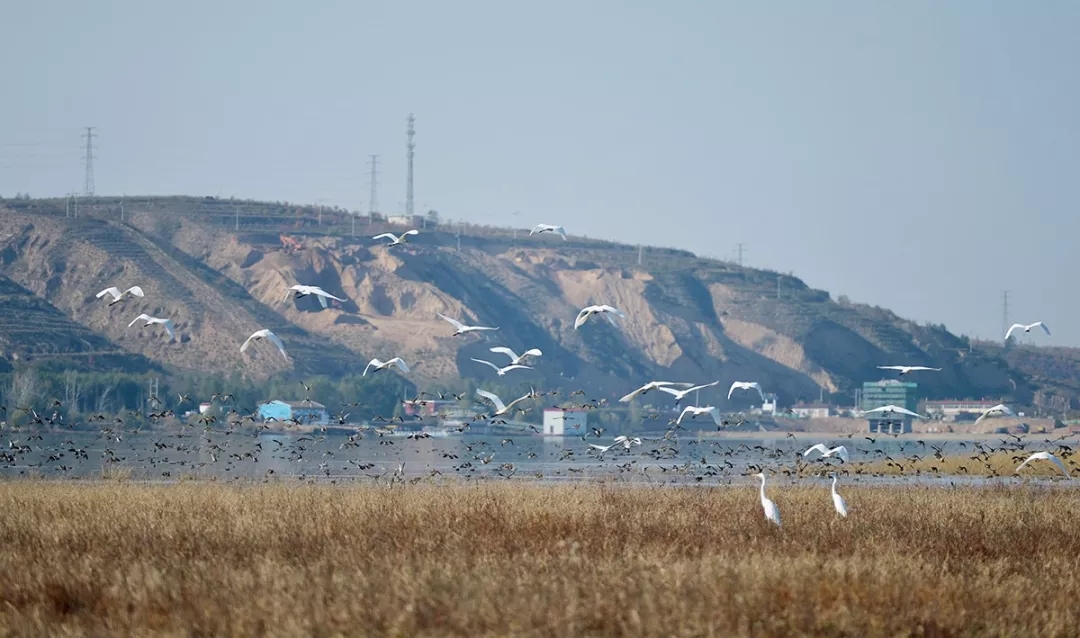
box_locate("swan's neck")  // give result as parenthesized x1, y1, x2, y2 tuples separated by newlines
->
(758, 476, 767, 501)
(831, 476, 838, 494)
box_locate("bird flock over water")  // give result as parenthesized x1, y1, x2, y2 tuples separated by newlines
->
(24, 221, 1052, 526)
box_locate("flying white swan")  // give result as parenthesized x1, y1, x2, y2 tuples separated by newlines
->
(128, 313, 175, 340)
(727, 381, 765, 401)
(529, 224, 567, 240)
(489, 346, 542, 366)
(974, 403, 1013, 424)
(619, 381, 694, 403)
(285, 284, 346, 309)
(240, 328, 288, 360)
(437, 313, 499, 336)
(613, 435, 642, 449)
(469, 357, 533, 377)
(475, 388, 533, 417)
(372, 229, 419, 246)
(1015, 451, 1070, 478)
(363, 357, 409, 376)
(877, 365, 942, 376)
(830, 474, 849, 517)
(574, 305, 626, 329)
(676, 405, 722, 425)
(1005, 322, 1050, 340)
(658, 380, 721, 405)
(97, 285, 144, 306)
(863, 405, 923, 419)
(802, 443, 850, 464)
(755, 472, 781, 527)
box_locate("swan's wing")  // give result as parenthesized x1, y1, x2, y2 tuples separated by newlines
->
(470, 358, 501, 372)
(389, 357, 409, 373)
(688, 380, 721, 393)
(505, 393, 534, 411)
(402, 229, 419, 237)
(501, 364, 533, 373)
(372, 233, 398, 242)
(476, 389, 506, 413)
(676, 405, 694, 424)
(656, 386, 684, 398)
(831, 446, 850, 463)
(97, 287, 121, 300)
(529, 224, 546, 235)
(488, 346, 519, 361)
(750, 382, 765, 400)
(554, 226, 567, 240)
(317, 295, 328, 309)
(1050, 454, 1070, 477)
(128, 313, 151, 327)
(363, 359, 383, 376)
(437, 313, 467, 331)
(573, 308, 592, 329)
(163, 320, 176, 341)
(471, 325, 499, 331)
(125, 286, 145, 298)
(708, 407, 722, 424)
(727, 382, 739, 400)
(1015, 455, 1035, 473)
(1037, 322, 1051, 335)
(265, 331, 288, 359)
(877, 366, 901, 371)
(802, 443, 829, 458)
(240, 332, 258, 353)
(1005, 323, 1024, 340)
(520, 348, 543, 358)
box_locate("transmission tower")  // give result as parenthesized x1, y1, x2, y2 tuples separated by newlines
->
(736, 242, 746, 267)
(405, 113, 415, 216)
(82, 126, 96, 196)
(368, 154, 380, 216)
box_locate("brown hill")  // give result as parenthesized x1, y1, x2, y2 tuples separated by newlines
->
(0, 195, 1064, 407)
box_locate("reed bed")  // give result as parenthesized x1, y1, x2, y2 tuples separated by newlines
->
(0, 481, 1077, 637)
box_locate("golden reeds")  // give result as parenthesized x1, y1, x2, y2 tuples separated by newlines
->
(0, 481, 1077, 636)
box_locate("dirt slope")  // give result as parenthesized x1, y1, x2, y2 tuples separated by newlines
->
(0, 196, 1053, 406)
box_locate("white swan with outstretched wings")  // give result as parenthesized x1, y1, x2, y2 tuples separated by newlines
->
(470, 358, 533, 377)
(437, 313, 498, 336)
(363, 357, 409, 376)
(285, 284, 346, 309)
(489, 346, 542, 366)
(241, 328, 288, 360)
(97, 285, 144, 306)
(574, 305, 625, 329)
(619, 381, 694, 403)
(475, 388, 533, 416)
(128, 313, 174, 341)
(727, 381, 765, 402)
(372, 229, 419, 246)
(1005, 322, 1050, 340)
(1015, 451, 1070, 478)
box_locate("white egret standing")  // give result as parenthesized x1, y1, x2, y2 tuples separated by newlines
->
(831, 474, 849, 517)
(754, 472, 782, 527)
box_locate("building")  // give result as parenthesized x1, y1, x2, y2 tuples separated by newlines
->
(542, 408, 587, 436)
(198, 402, 212, 414)
(257, 400, 329, 426)
(924, 400, 999, 421)
(761, 393, 778, 416)
(386, 214, 424, 227)
(862, 380, 917, 434)
(790, 403, 830, 419)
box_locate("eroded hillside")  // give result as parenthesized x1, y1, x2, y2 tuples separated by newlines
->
(0, 196, 1047, 405)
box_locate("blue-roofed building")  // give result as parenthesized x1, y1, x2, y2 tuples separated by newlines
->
(257, 400, 329, 425)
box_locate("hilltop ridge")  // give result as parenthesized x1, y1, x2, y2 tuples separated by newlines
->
(0, 195, 1063, 407)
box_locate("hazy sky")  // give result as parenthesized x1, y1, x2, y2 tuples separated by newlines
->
(2, 2, 1078, 346)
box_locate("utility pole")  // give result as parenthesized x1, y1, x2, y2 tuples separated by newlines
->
(777, 274, 781, 299)
(405, 113, 415, 217)
(119, 195, 124, 222)
(368, 154, 380, 219)
(234, 205, 240, 231)
(1001, 291, 1009, 342)
(82, 127, 96, 197)
(736, 242, 745, 267)
(352, 201, 362, 238)
(637, 244, 643, 265)
(456, 222, 462, 251)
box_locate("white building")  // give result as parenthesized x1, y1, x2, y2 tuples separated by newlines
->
(761, 393, 778, 416)
(790, 403, 830, 419)
(924, 400, 1000, 421)
(542, 408, 587, 436)
(387, 214, 424, 227)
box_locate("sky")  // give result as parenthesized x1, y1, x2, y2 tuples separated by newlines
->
(2, 1, 1078, 346)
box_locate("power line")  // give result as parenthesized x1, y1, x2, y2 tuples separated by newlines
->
(82, 127, 96, 196)
(368, 154, 380, 216)
(405, 114, 415, 217)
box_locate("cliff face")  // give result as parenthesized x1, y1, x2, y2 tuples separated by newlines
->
(0, 197, 1042, 406)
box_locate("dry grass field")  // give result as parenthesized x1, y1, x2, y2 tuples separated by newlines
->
(0, 481, 1078, 637)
